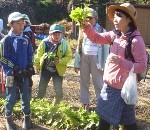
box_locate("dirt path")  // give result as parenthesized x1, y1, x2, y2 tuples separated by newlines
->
(0, 67, 150, 130)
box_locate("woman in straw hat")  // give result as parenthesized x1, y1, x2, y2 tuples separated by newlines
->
(81, 3, 147, 130)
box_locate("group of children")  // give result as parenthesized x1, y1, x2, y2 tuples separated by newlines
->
(0, 12, 72, 130)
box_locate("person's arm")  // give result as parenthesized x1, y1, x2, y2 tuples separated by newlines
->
(34, 40, 44, 71)
(1, 37, 15, 76)
(82, 23, 112, 45)
(27, 38, 33, 64)
(77, 29, 83, 56)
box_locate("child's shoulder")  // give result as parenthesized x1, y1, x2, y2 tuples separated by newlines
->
(1, 35, 11, 43)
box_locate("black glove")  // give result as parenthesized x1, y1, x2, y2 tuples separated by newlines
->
(13, 66, 27, 82)
(27, 64, 35, 77)
(13, 66, 21, 77)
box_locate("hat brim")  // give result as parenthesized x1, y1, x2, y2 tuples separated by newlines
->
(49, 30, 62, 34)
(107, 5, 137, 27)
(13, 16, 25, 21)
(8, 16, 25, 24)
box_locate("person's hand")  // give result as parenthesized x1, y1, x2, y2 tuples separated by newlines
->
(36, 69, 40, 74)
(53, 59, 59, 65)
(78, 21, 89, 28)
(74, 67, 80, 73)
(109, 55, 121, 65)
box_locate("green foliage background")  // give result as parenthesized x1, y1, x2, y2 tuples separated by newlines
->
(0, 0, 149, 30)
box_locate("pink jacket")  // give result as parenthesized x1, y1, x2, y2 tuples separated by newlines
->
(83, 24, 147, 89)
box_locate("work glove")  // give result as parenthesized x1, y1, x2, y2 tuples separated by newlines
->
(27, 64, 35, 77)
(13, 66, 27, 82)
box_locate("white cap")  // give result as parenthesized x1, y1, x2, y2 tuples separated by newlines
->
(0, 19, 3, 32)
(8, 12, 25, 23)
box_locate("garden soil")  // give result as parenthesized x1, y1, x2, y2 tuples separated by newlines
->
(0, 67, 150, 130)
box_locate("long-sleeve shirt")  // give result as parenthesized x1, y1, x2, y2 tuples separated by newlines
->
(83, 23, 147, 89)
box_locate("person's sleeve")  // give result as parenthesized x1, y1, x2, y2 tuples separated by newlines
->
(1, 39, 15, 76)
(34, 41, 44, 70)
(27, 38, 34, 64)
(74, 48, 80, 68)
(83, 23, 112, 45)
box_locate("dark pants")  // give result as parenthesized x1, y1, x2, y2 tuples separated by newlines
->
(37, 68, 63, 99)
(98, 118, 138, 130)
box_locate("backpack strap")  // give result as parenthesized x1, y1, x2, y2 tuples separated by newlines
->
(61, 39, 67, 56)
(125, 35, 141, 62)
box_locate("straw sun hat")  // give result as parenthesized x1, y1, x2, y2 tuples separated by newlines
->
(107, 3, 137, 27)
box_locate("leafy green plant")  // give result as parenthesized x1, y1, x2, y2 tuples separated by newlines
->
(0, 98, 99, 129)
(69, 5, 91, 28)
(46, 52, 58, 61)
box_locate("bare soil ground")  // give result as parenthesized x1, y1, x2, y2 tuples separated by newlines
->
(0, 67, 150, 130)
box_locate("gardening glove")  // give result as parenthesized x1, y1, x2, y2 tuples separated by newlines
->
(53, 57, 59, 65)
(13, 66, 27, 82)
(27, 64, 35, 77)
(74, 67, 80, 73)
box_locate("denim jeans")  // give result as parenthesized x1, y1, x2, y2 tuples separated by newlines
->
(5, 77, 31, 116)
(37, 68, 63, 99)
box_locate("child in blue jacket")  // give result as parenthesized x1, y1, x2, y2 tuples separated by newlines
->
(0, 12, 34, 130)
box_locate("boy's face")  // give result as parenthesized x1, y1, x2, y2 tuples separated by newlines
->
(50, 32, 62, 43)
(10, 19, 25, 35)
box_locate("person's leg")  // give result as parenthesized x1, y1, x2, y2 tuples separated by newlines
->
(5, 81, 17, 130)
(91, 55, 103, 100)
(19, 78, 31, 115)
(124, 123, 137, 130)
(37, 68, 51, 98)
(5, 82, 17, 116)
(120, 103, 137, 130)
(98, 118, 110, 130)
(53, 72, 63, 102)
(16, 86, 21, 101)
(80, 54, 91, 105)
(28, 76, 33, 96)
(19, 78, 31, 129)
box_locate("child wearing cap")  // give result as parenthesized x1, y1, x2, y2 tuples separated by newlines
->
(34, 24, 72, 102)
(0, 12, 34, 130)
(81, 3, 147, 130)
(74, 8, 109, 111)
(15, 14, 35, 101)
